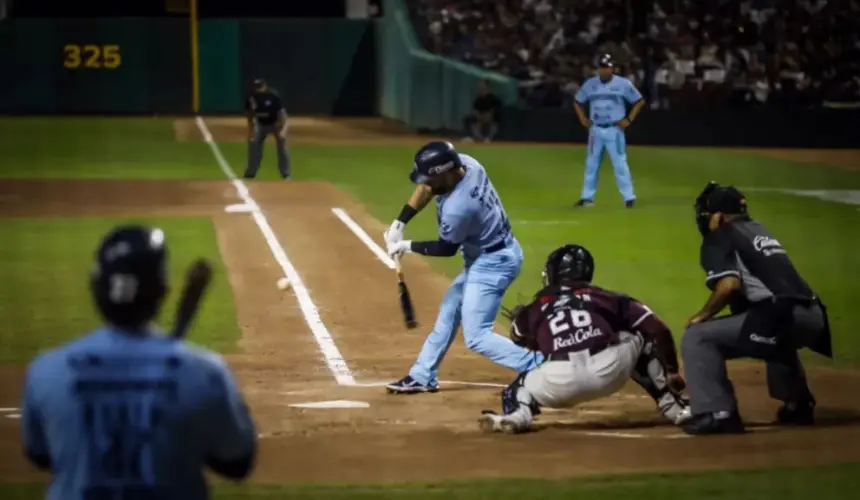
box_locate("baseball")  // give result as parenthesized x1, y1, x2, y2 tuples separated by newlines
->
(276, 277, 292, 290)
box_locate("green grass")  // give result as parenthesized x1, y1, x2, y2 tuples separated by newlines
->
(0, 217, 240, 361)
(1, 117, 859, 497)
(2, 462, 860, 499)
(214, 141, 860, 367)
(0, 118, 222, 179)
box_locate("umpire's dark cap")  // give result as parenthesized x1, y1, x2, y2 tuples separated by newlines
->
(598, 54, 614, 68)
(699, 182, 748, 214)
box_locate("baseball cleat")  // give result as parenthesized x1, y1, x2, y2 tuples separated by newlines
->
(478, 410, 524, 434)
(776, 400, 815, 426)
(575, 199, 595, 208)
(385, 376, 439, 395)
(625, 199, 635, 208)
(682, 411, 745, 435)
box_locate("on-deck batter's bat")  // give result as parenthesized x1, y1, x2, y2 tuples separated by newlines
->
(171, 258, 214, 340)
(394, 256, 418, 329)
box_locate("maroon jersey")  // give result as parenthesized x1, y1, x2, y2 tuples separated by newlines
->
(512, 282, 679, 371)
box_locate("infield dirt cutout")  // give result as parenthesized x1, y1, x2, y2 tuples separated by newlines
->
(1, 119, 860, 485)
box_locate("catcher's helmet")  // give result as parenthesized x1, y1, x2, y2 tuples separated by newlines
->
(410, 141, 462, 184)
(90, 225, 169, 329)
(542, 244, 595, 287)
(694, 181, 748, 236)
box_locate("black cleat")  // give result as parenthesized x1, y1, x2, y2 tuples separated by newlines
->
(776, 400, 815, 426)
(682, 411, 746, 435)
(575, 199, 595, 208)
(385, 375, 439, 395)
(625, 199, 635, 208)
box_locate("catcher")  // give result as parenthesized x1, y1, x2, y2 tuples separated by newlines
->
(479, 244, 691, 434)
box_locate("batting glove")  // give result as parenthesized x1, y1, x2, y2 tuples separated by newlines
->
(387, 239, 412, 259)
(384, 220, 405, 246)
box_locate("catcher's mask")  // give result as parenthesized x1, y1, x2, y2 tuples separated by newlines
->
(542, 244, 595, 287)
(694, 181, 749, 237)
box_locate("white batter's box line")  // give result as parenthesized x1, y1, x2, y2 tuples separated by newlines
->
(351, 380, 508, 388)
(195, 117, 356, 386)
(581, 431, 650, 439)
(330, 207, 395, 269)
(0, 407, 19, 412)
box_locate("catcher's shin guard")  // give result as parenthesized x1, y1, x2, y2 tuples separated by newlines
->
(631, 342, 691, 425)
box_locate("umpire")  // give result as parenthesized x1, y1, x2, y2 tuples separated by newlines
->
(680, 182, 832, 435)
(244, 78, 291, 179)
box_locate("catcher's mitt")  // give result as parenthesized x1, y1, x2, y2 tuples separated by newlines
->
(501, 304, 538, 350)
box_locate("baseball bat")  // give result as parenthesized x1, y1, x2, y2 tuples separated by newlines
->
(394, 256, 418, 329)
(171, 258, 214, 340)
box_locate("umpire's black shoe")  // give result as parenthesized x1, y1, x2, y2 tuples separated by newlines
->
(776, 400, 816, 426)
(575, 199, 595, 208)
(625, 199, 635, 208)
(682, 411, 746, 435)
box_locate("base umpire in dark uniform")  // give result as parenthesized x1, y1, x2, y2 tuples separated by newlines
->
(680, 182, 832, 435)
(244, 78, 291, 179)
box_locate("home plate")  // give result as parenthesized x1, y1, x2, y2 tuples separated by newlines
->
(289, 400, 370, 409)
(224, 203, 253, 213)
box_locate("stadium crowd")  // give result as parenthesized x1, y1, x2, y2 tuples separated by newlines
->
(411, 0, 860, 109)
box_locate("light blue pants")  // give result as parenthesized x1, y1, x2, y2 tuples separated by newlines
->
(581, 125, 636, 202)
(409, 239, 544, 385)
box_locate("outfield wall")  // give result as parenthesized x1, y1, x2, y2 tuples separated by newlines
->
(0, 18, 377, 116)
(495, 107, 860, 149)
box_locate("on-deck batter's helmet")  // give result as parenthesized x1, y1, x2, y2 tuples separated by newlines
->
(598, 53, 615, 68)
(542, 244, 595, 287)
(410, 141, 463, 184)
(694, 181, 749, 236)
(90, 225, 169, 329)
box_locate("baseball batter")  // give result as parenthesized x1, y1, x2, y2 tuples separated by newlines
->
(479, 244, 691, 434)
(384, 141, 543, 393)
(573, 54, 645, 208)
(21, 226, 257, 499)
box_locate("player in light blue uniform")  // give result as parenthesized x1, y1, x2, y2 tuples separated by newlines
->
(21, 226, 257, 500)
(573, 53, 646, 208)
(383, 141, 543, 393)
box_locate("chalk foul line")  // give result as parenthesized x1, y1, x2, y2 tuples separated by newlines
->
(195, 117, 355, 386)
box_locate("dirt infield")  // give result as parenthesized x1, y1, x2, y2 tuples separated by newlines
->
(2, 175, 860, 485)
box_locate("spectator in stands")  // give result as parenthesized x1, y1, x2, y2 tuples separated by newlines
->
(412, 0, 860, 110)
(463, 80, 502, 142)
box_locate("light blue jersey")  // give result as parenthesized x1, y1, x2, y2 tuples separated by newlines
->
(406, 153, 541, 387)
(435, 154, 512, 261)
(574, 75, 643, 204)
(575, 75, 642, 126)
(21, 326, 256, 500)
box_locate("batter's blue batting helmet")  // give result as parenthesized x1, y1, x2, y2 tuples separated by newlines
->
(410, 141, 462, 184)
(90, 225, 169, 329)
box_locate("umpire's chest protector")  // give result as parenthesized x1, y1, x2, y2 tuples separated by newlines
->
(702, 220, 833, 360)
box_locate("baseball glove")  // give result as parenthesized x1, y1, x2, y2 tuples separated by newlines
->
(501, 304, 538, 350)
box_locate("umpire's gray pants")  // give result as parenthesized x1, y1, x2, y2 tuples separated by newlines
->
(245, 123, 291, 179)
(680, 305, 825, 414)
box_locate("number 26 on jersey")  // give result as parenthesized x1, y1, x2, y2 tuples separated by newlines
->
(549, 309, 593, 335)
